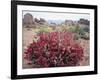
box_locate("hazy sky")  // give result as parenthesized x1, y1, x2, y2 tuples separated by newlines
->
(23, 11, 90, 21)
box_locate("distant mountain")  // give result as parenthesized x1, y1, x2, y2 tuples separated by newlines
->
(47, 20, 65, 24)
(23, 13, 90, 28)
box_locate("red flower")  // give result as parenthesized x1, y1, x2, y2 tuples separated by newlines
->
(24, 31, 84, 67)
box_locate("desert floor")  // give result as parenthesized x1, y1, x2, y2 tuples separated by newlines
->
(22, 28, 90, 68)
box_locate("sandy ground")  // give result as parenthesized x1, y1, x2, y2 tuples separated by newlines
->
(22, 28, 37, 68)
(78, 39, 90, 66)
(22, 28, 90, 68)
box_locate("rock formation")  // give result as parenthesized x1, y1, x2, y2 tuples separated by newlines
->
(23, 13, 47, 28)
(78, 18, 90, 25)
(23, 13, 35, 28)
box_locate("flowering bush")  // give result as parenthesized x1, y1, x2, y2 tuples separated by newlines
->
(24, 31, 84, 67)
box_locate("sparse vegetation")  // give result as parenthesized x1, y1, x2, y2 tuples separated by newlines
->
(38, 26, 53, 34)
(23, 13, 90, 68)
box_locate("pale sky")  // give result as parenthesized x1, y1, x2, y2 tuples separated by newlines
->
(23, 11, 90, 21)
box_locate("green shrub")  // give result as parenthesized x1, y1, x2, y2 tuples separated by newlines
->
(74, 34, 81, 40)
(69, 25, 90, 40)
(69, 25, 85, 35)
(81, 32, 89, 40)
(38, 26, 53, 34)
(83, 27, 89, 33)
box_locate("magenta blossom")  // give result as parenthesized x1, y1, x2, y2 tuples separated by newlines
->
(24, 31, 84, 68)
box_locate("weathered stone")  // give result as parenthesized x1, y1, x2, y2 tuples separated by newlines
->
(23, 13, 34, 28)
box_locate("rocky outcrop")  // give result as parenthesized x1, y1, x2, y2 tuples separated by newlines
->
(39, 18, 46, 24)
(23, 13, 35, 27)
(34, 18, 40, 23)
(23, 13, 47, 28)
(78, 18, 90, 25)
(65, 20, 77, 26)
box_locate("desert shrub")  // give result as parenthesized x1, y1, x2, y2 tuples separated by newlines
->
(74, 33, 81, 40)
(67, 25, 76, 32)
(61, 25, 68, 31)
(24, 31, 84, 67)
(81, 32, 89, 40)
(74, 25, 85, 35)
(83, 27, 89, 33)
(69, 25, 90, 40)
(38, 26, 53, 34)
